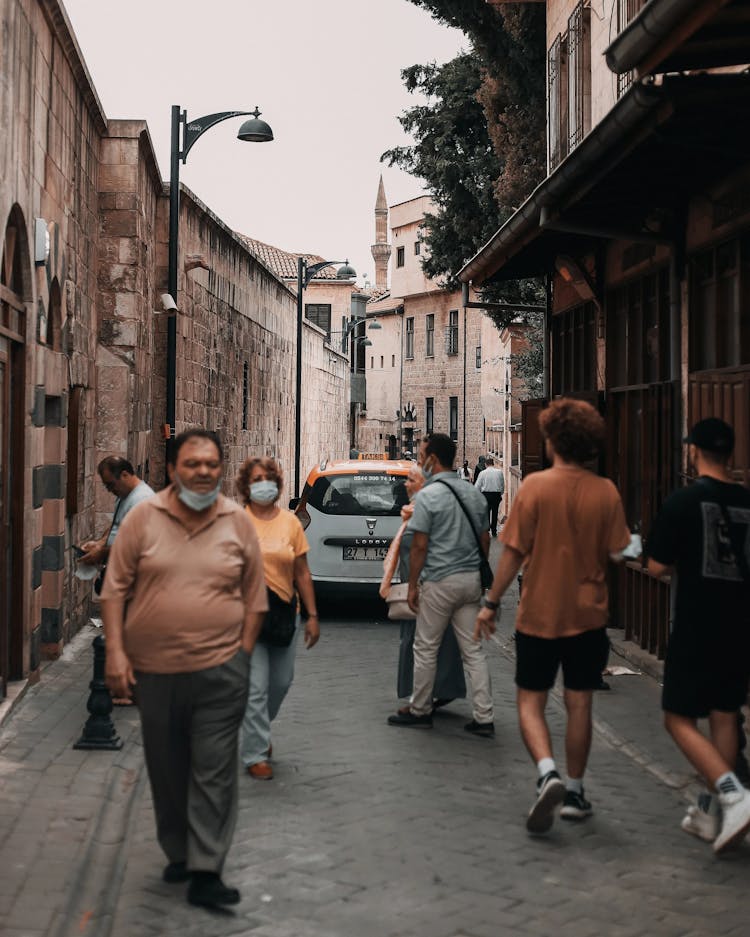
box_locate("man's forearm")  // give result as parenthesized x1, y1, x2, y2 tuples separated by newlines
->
(101, 598, 126, 651)
(408, 544, 427, 590)
(242, 611, 265, 650)
(487, 546, 524, 604)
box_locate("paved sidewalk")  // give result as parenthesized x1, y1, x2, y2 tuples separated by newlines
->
(1, 575, 748, 937)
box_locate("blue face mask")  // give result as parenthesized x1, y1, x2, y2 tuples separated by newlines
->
(175, 477, 221, 512)
(422, 458, 435, 481)
(249, 480, 279, 505)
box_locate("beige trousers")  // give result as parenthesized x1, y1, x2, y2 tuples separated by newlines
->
(411, 571, 493, 723)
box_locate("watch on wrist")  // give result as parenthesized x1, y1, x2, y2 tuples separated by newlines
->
(480, 596, 499, 611)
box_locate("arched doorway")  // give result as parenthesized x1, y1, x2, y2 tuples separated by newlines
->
(1, 206, 29, 697)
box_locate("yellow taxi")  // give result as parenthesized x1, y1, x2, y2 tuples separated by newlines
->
(294, 459, 412, 595)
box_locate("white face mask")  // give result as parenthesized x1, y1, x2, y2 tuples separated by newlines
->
(174, 476, 221, 512)
(249, 480, 279, 505)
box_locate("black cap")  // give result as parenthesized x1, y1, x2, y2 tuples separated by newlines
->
(684, 418, 734, 455)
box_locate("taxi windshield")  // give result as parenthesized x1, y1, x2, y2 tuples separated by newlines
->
(306, 473, 408, 516)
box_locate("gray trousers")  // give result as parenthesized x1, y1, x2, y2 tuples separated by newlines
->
(135, 648, 250, 873)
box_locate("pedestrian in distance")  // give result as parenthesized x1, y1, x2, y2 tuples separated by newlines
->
(473, 455, 486, 484)
(78, 455, 155, 581)
(474, 398, 634, 834)
(236, 456, 320, 781)
(457, 460, 472, 481)
(388, 433, 494, 736)
(78, 456, 154, 704)
(101, 429, 268, 909)
(475, 457, 505, 537)
(380, 462, 467, 711)
(647, 417, 750, 854)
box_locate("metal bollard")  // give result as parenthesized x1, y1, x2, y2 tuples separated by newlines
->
(73, 634, 123, 750)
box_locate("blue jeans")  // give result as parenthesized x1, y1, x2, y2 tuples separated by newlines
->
(240, 618, 299, 767)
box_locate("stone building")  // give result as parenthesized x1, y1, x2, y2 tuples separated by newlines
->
(360, 183, 503, 468)
(461, 0, 750, 659)
(0, 0, 348, 698)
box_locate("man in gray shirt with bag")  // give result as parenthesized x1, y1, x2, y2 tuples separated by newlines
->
(388, 433, 494, 736)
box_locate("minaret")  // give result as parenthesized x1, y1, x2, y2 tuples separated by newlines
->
(371, 175, 391, 291)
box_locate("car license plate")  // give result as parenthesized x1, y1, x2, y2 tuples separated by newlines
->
(342, 546, 389, 561)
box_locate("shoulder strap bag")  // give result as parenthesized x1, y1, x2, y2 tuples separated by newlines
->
(434, 480, 494, 590)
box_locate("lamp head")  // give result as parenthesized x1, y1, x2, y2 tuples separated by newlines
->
(368, 320, 382, 330)
(336, 259, 356, 279)
(237, 108, 274, 143)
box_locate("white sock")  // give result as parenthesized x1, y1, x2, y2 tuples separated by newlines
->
(537, 757, 556, 778)
(715, 771, 742, 798)
(566, 777, 583, 794)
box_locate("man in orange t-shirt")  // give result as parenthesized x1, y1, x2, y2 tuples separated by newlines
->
(475, 398, 632, 835)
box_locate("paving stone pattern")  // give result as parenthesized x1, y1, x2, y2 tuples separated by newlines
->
(1, 594, 749, 936)
(111, 600, 749, 937)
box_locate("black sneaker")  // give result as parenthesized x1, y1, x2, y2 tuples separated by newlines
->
(187, 872, 241, 908)
(560, 788, 593, 821)
(526, 770, 566, 834)
(387, 710, 433, 728)
(464, 719, 495, 738)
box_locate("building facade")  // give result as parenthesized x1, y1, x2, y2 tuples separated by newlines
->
(0, 0, 348, 697)
(461, 0, 750, 658)
(360, 184, 505, 468)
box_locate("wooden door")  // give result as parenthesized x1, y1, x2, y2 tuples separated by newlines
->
(520, 398, 548, 477)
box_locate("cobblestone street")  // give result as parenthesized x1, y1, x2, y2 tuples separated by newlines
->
(1, 577, 749, 937)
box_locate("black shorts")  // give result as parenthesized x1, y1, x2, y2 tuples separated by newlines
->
(662, 647, 750, 718)
(515, 627, 609, 692)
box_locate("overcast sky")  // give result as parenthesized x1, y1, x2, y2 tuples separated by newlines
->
(63, 0, 465, 289)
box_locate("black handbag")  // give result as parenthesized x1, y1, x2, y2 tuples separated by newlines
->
(259, 588, 297, 647)
(435, 480, 494, 590)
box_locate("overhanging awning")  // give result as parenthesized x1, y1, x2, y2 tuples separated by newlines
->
(605, 0, 750, 75)
(459, 73, 750, 286)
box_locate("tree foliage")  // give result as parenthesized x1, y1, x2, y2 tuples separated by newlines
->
(382, 0, 546, 325)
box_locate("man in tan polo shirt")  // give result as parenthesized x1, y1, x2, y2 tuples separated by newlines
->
(475, 399, 632, 836)
(102, 429, 267, 909)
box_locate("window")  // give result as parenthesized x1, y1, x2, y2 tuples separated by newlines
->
(397, 246, 405, 268)
(305, 303, 331, 340)
(449, 397, 458, 441)
(405, 317, 414, 359)
(425, 314, 435, 357)
(391, 354, 395, 367)
(380, 355, 384, 368)
(370, 356, 374, 369)
(567, 2, 591, 152)
(446, 310, 459, 356)
(615, 0, 648, 97)
(306, 473, 408, 517)
(426, 397, 434, 435)
(552, 302, 598, 395)
(475, 346, 482, 369)
(606, 269, 671, 388)
(548, 2, 591, 171)
(414, 241, 421, 256)
(242, 361, 249, 430)
(689, 236, 750, 371)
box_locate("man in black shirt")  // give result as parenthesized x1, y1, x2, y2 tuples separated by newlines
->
(648, 418, 750, 854)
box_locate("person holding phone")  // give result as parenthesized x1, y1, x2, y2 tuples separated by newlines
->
(79, 456, 154, 572)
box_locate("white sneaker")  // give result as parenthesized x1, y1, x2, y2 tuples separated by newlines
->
(714, 789, 750, 854)
(681, 804, 719, 843)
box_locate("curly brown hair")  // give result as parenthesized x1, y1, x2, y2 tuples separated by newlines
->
(539, 398, 605, 465)
(236, 456, 283, 504)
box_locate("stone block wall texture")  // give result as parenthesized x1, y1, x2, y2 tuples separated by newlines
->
(0, 0, 349, 682)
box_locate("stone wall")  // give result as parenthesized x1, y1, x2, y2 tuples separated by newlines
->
(0, 0, 350, 687)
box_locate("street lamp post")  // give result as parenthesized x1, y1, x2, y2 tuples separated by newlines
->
(293, 257, 356, 500)
(165, 105, 273, 466)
